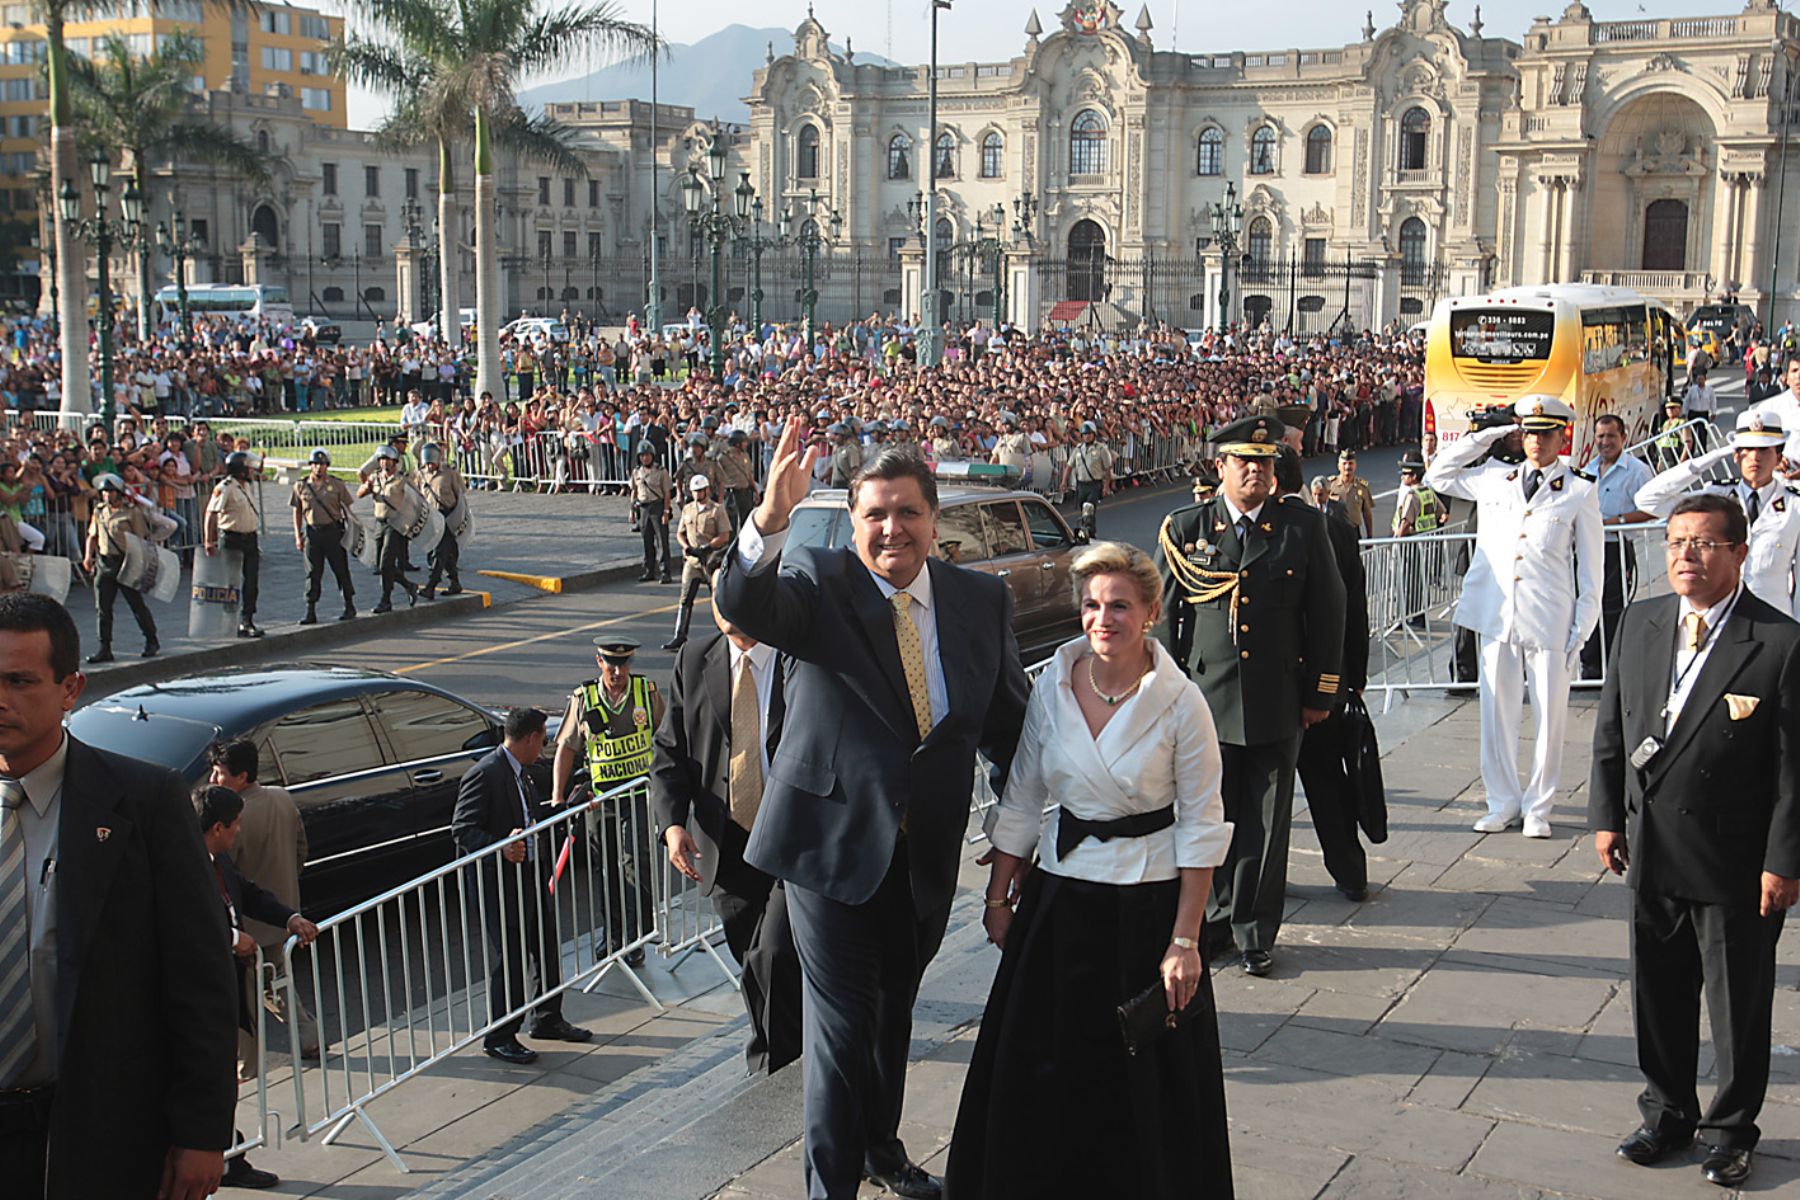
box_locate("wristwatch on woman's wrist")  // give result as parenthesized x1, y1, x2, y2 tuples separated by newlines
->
(1170, 936, 1197, 951)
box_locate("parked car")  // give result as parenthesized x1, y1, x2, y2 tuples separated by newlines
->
(1688, 302, 1756, 341)
(409, 307, 478, 340)
(299, 315, 342, 344)
(785, 485, 1087, 661)
(504, 316, 569, 343)
(68, 666, 555, 918)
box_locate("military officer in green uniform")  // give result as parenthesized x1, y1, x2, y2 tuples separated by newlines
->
(551, 635, 666, 967)
(1155, 413, 1346, 978)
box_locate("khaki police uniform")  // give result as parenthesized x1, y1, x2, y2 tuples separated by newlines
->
(208, 475, 262, 624)
(1070, 439, 1115, 515)
(631, 461, 674, 579)
(290, 474, 357, 614)
(827, 439, 862, 487)
(87, 499, 159, 653)
(712, 446, 757, 531)
(1424, 412, 1603, 833)
(417, 462, 467, 595)
(668, 496, 731, 649)
(675, 452, 710, 496)
(366, 467, 419, 609)
(557, 674, 665, 950)
(1326, 475, 1375, 537)
(992, 430, 1031, 473)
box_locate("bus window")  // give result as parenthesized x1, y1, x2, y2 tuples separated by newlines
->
(1448, 309, 1555, 363)
(1582, 307, 1627, 375)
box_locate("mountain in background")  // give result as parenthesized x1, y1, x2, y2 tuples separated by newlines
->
(520, 25, 896, 125)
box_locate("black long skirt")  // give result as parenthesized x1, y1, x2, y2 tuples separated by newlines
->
(946, 870, 1234, 1199)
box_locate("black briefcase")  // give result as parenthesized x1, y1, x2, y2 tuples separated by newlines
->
(1342, 694, 1388, 844)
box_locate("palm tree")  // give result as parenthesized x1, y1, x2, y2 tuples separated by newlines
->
(335, 33, 594, 350)
(66, 31, 268, 339)
(344, 0, 657, 402)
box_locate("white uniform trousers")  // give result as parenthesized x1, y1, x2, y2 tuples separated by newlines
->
(1477, 635, 1572, 825)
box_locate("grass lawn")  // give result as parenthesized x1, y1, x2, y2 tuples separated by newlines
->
(249, 406, 404, 424)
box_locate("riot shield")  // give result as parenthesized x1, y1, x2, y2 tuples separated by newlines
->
(188, 546, 243, 639)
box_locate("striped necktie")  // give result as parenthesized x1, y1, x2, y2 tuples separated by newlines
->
(0, 777, 35, 1087)
(891, 592, 936, 740)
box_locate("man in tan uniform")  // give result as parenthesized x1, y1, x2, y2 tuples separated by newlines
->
(204, 450, 264, 637)
(81, 473, 159, 661)
(416, 441, 466, 600)
(826, 423, 862, 487)
(664, 475, 731, 651)
(713, 429, 757, 533)
(1326, 449, 1375, 539)
(631, 444, 674, 583)
(208, 738, 319, 1075)
(290, 448, 357, 624)
(675, 432, 711, 496)
(357, 445, 420, 612)
(991, 412, 1032, 475)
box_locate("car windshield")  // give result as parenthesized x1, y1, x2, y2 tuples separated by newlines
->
(787, 505, 848, 549)
(67, 704, 226, 781)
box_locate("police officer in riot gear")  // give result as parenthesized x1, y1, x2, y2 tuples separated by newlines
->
(290, 449, 357, 624)
(357, 445, 420, 613)
(204, 450, 263, 638)
(82, 473, 159, 661)
(416, 441, 467, 600)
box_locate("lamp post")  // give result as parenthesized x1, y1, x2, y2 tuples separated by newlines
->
(126, 174, 154, 343)
(736, 176, 788, 338)
(680, 128, 749, 376)
(423, 214, 440, 327)
(918, 0, 952, 367)
(154, 208, 202, 347)
(1208, 180, 1244, 329)
(1768, 39, 1795, 333)
(59, 150, 141, 427)
(790, 187, 841, 349)
(1007, 193, 1038, 330)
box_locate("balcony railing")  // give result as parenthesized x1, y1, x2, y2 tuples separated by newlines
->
(1591, 16, 1738, 42)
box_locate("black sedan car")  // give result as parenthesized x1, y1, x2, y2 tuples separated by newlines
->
(68, 666, 553, 918)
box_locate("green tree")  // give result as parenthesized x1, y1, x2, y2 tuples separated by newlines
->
(66, 30, 268, 338)
(342, 0, 656, 400)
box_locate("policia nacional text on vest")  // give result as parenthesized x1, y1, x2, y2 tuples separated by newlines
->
(582, 675, 657, 786)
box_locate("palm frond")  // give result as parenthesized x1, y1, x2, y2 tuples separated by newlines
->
(513, 1, 658, 77)
(494, 108, 587, 177)
(159, 121, 269, 186)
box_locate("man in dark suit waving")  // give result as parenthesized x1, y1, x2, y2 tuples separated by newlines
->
(0, 593, 238, 1200)
(651, 587, 802, 1074)
(717, 418, 1029, 1200)
(1591, 493, 1800, 1189)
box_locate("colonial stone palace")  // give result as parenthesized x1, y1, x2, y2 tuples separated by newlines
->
(35, 0, 1800, 333)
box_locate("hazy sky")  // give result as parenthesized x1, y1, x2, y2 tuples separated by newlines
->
(321, 0, 1755, 129)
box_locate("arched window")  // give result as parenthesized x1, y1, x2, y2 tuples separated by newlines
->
(1068, 219, 1106, 302)
(980, 132, 1003, 179)
(1247, 215, 1272, 266)
(364, 286, 386, 303)
(256, 129, 270, 154)
(1400, 216, 1428, 284)
(322, 286, 344, 303)
(797, 125, 821, 179)
(1305, 125, 1333, 174)
(934, 131, 956, 180)
(1070, 110, 1106, 177)
(250, 202, 280, 252)
(1400, 107, 1429, 171)
(934, 216, 953, 285)
(1196, 127, 1222, 176)
(1249, 126, 1276, 175)
(887, 133, 911, 180)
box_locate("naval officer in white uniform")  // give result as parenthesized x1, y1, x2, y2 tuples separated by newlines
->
(1424, 395, 1603, 838)
(1636, 409, 1800, 616)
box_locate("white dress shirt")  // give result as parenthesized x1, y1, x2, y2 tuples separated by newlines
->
(15, 733, 68, 1086)
(737, 519, 949, 722)
(500, 745, 535, 858)
(986, 638, 1233, 883)
(1665, 585, 1742, 734)
(729, 639, 778, 777)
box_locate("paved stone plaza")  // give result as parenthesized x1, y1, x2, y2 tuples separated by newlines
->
(229, 691, 1793, 1200)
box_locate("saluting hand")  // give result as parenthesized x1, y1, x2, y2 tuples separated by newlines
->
(752, 416, 821, 536)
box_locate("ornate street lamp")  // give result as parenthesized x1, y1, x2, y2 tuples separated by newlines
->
(788, 188, 841, 350)
(682, 128, 752, 376)
(736, 174, 788, 337)
(155, 207, 204, 347)
(1209, 180, 1244, 328)
(61, 150, 141, 425)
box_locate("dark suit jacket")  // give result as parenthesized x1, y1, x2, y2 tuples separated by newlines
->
(716, 543, 1029, 916)
(1294, 495, 1370, 694)
(48, 738, 238, 1199)
(452, 746, 547, 859)
(649, 631, 786, 895)
(1590, 590, 1800, 908)
(215, 850, 296, 1033)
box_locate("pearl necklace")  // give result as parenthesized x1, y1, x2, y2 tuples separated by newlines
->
(1086, 648, 1150, 707)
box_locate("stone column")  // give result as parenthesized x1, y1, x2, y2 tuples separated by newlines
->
(238, 233, 266, 286)
(1537, 175, 1559, 284)
(393, 232, 419, 326)
(1733, 172, 1764, 295)
(1711, 170, 1741, 292)
(1556, 178, 1581, 285)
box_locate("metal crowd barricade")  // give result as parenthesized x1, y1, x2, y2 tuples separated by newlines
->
(280, 779, 666, 1173)
(227, 949, 276, 1164)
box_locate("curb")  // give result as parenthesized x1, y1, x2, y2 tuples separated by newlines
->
(80, 556, 645, 698)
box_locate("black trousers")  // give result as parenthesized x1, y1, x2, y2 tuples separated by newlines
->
(425, 526, 460, 590)
(1631, 888, 1784, 1150)
(1296, 709, 1367, 892)
(303, 523, 354, 605)
(1074, 481, 1103, 532)
(221, 530, 259, 621)
(0, 1085, 52, 1200)
(93, 555, 156, 649)
(479, 858, 565, 1042)
(727, 487, 756, 533)
(640, 514, 670, 574)
(1581, 539, 1637, 680)
(1207, 736, 1302, 954)
(785, 841, 949, 1200)
(586, 798, 657, 950)
(375, 528, 411, 602)
(711, 829, 803, 1075)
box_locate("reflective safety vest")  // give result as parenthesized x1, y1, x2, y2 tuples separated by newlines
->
(581, 675, 656, 786)
(1395, 486, 1441, 536)
(1656, 416, 1686, 455)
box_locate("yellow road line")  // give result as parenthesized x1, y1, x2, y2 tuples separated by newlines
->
(395, 602, 681, 674)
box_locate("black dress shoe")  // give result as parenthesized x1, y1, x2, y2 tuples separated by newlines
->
(482, 1038, 539, 1065)
(638, 571, 656, 582)
(1700, 1145, 1752, 1186)
(865, 1161, 942, 1199)
(339, 604, 356, 621)
(444, 582, 463, 595)
(1616, 1126, 1695, 1165)
(141, 640, 160, 658)
(1241, 949, 1274, 977)
(661, 636, 685, 651)
(85, 647, 114, 664)
(528, 1016, 593, 1043)
(371, 600, 393, 614)
(299, 606, 318, 625)
(238, 622, 264, 639)
(1336, 883, 1369, 902)
(219, 1160, 280, 1189)
(420, 585, 436, 601)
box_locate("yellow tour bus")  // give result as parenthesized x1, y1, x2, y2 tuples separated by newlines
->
(1424, 284, 1686, 464)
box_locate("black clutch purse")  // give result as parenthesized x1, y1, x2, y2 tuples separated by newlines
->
(1116, 981, 1205, 1057)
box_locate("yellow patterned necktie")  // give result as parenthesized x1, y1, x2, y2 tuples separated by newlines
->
(1685, 611, 1708, 652)
(891, 591, 936, 739)
(728, 657, 763, 830)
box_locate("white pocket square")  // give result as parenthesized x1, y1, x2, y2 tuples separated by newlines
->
(1725, 694, 1760, 720)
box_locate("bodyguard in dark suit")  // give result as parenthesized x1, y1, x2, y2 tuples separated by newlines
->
(1591, 493, 1800, 1189)
(650, 600, 802, 1074)
(1280, 448, 1372, 901)
(716, 423, 1029, 1200)
(1156, 415, 1346, 977)
(0, 594, 238, 1200)
(452, 707, 592, 1066)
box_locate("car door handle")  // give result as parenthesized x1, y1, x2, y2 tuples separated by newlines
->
(1040, 561, 1056, 570)
(414, 769, 444, 784)
(995, 569, 1011, 578)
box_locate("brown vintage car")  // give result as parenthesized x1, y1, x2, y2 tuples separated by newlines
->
(786, 486, 1087, 662)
